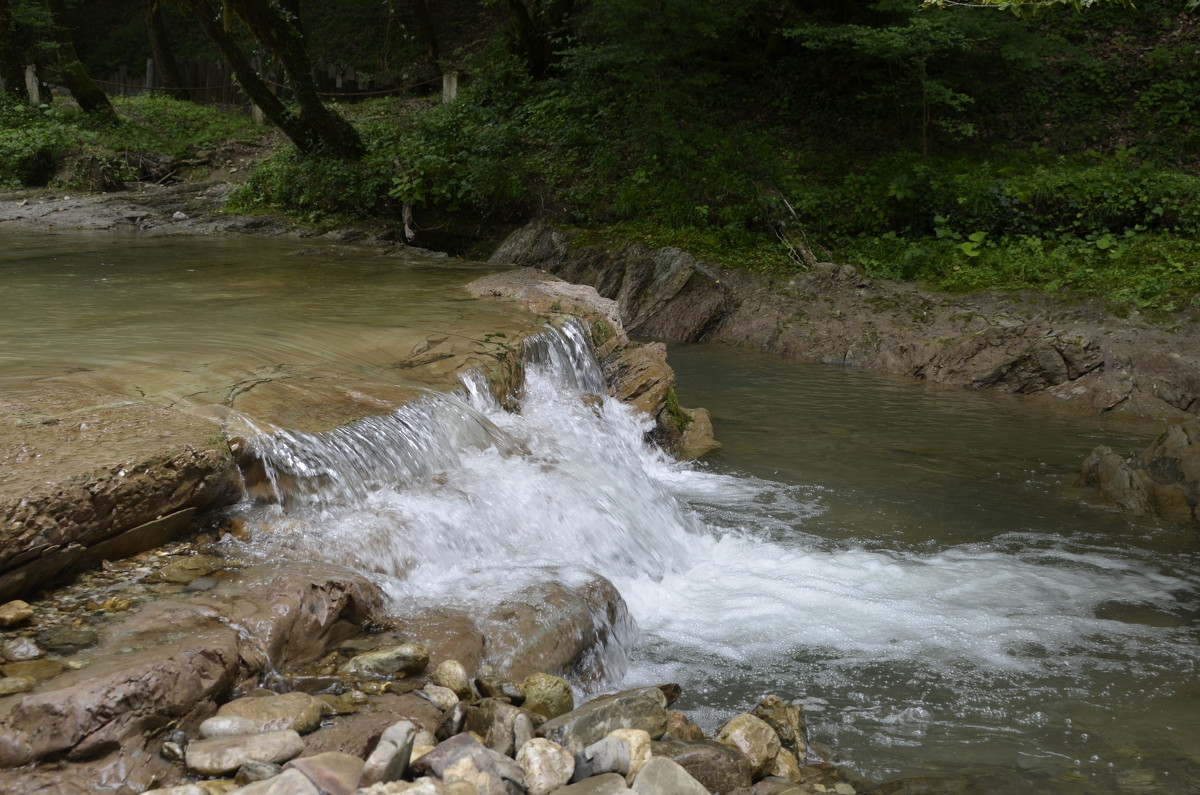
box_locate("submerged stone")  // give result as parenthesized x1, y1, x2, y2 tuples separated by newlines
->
(1, 658, 64, 681)
(156, 554, 226, 584)
(0, 675, 35, 695)
(36, 627, 98, 653)
(0, 637, 43, 662)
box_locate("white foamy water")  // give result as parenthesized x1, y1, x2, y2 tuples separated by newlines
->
(239, 322, 1200, 791)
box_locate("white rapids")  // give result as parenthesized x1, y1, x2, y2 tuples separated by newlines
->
(236, 321, 1200, 791)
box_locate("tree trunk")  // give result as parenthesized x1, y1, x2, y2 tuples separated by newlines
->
(145, 0, 191, 101)
(222, 0, 363, 159)
(0, 0, 27, 101)
(180, 0, 316, 150)
(45, 0, 115, 117)
(410, 0, 441, 79)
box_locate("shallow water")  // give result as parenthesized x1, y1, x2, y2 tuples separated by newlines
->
(5, 233, 1197, 792)
(0, 231, 533, 420)
(644, 344, 1200, 791)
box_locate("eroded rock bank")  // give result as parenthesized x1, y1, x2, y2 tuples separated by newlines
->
(491, 221, 1200, 424)
(1081, 419, 1200, 526)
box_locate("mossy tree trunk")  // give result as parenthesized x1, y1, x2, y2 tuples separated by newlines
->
(179, 0, 314, 149)
(145, 0, 191, 101)
(45, 0, 115, 117)
(221, 0, 363, 159)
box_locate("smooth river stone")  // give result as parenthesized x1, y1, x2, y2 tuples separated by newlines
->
(184, 729, 305, 776)
(715, 712, 782, 777)
(216, 691, 325, 734)
(522, 672, 574, 719)
(631, 756, 709, 795)
(516, 737, 575, 795)
(538, 687, 668, 754)
(432, 658, 472, 699)
(0, 600, 33, 627)
(199, 715, 260, 739)
(1, 636, 44, 661)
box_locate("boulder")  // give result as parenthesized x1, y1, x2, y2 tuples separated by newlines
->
(422, 684, 460, 711)
(1, 637, 44, 662)
(200, 716, 261, 739)
(481, 575, 635, 683)
(556, 773, 631, 794)
(0, 601, 33, 627)
(577, 728, 652, 784)
(465, 697, 544, 757)
(663, 711, 705, 743)
(0, 676, 35, 696)
(1081, 421, 1200, 525)
(230, 767, 320, 795)
(302, 693, 440, 759)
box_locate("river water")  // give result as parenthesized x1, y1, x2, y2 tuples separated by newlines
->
(4, 233, 1198, 792)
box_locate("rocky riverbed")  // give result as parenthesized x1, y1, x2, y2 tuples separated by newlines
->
(0, 177, 1195, 794)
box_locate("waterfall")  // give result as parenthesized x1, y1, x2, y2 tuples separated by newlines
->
(233, 320, 1199, 788)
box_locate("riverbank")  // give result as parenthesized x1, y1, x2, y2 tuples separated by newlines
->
(4, 179, 1198, 528)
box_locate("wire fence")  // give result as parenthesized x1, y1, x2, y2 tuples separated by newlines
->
(96, 57, 435, 106)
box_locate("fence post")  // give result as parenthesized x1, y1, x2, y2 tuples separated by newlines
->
(145, 58, 156, 93)
(442, 70, 458, 103)
(24, 65, 40, 105)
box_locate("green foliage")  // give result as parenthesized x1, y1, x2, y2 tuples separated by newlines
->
(841, 230, 1200, 312)
(0, 95, 259, 190)
(111, 95, 259, 158)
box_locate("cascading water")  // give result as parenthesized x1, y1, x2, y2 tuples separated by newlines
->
(236, 321, 1200, 793)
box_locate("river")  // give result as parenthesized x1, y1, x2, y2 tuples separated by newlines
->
(4, 233, 1198, 792)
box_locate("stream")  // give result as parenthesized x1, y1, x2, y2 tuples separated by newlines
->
(4, 233, 1198, 792)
